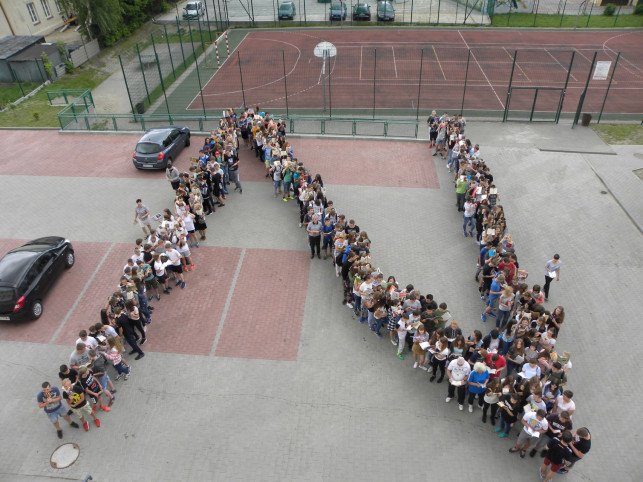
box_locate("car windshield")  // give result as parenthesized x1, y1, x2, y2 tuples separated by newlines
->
(136, 142, 162, 154)
(186, 4, 198, 11)
(331, 2, 342, 8)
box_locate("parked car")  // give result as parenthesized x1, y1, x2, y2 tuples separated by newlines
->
(183, 1, 205, 20)
(132, 126, 191, 170)
(0, 237, 74, 321)
(377, 1, 395, 21)
(329, 1, 347, 20)
(352, 2, 371, 20)
(279, 1, 296, 19)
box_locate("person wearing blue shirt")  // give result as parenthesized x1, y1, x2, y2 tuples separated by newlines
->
(37, 382, 79, 439)
(475, 242, 493, 282)
(482, 273, 505, 322)
(321, 218, 335, 260)
(467, 362, 490, 412)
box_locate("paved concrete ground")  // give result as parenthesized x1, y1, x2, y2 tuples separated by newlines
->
(0, 122, 641, 481)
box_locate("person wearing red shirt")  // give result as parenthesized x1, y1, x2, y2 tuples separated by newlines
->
(498, 255, 517, 284)
(485, 352, 506, 380)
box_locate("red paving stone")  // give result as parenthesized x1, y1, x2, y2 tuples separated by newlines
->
(0, 240, 108, 344)
(215, 249, 310, 361)
(55, 243, 241, 356)
(0, 131, 194, 178)
(238, 138, 439, 188)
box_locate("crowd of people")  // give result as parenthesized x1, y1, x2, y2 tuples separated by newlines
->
(37, 108, 590, 479)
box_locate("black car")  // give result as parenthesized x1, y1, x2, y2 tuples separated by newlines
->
(132, 126, 191, 170)
(0, 237, 74, 321)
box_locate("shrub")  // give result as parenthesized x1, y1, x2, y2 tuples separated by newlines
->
(603, 3, 616, 16)
(64, 60, 74, 74)
(635, 0, 643, 15)
(41, 52, 53, 78)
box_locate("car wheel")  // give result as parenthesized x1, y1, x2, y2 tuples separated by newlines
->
(185, 135, 190, 147)
(31, 300, 43, 320)
(64, 250, 75, 269)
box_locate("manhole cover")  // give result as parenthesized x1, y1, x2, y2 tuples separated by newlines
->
(50, 443, 80, 469)
(633, 168, 643, 182)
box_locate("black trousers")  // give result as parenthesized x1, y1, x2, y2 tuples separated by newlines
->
(447, 383, 467, 405)
(543, 275, 554, 298)
(309, 235, 321, 255)
(431, 358, 447, 379)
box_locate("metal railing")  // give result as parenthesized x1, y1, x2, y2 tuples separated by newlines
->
(56, 111, 421, 138)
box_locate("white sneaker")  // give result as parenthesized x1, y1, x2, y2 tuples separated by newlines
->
(459, 404, 464, 411)
(468, 405, 473, 413)
(413, 362, 418, 369)
(298, 223, 302, 228)
(445, 397, 452, 403)
(390, 339, 397, 346)
(346, 303, 353, 309)
(420, 366, 428, 371)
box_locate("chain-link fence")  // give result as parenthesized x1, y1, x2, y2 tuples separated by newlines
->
(157, 0, 641, 28)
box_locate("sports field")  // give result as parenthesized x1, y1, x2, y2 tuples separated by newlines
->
(184, 28, 643, 117)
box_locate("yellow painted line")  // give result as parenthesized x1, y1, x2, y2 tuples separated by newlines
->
(504, 47, 530, 82)
(433, 45, 446, 81)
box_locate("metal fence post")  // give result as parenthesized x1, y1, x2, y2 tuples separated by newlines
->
(372, 48, 377, 119)
(303, 0, 307, 25)
(614, 6, 621, 27)
(34, 58, 46, 83)
(203, 2, 213, 41)
(155, 53, 171, 114)
(597, 52, 620, 124)
(572, 51, 596, 127)
(237, 51, 247, 109)
(411, 0, 414, 24)
(533, 0, 539, 26)
(163, 24, 177, 81)
(503, 50, 518, 122)
(282, 50, 289, 116)
(328, 52, 332, 118)
(188, 19, 207, 115)
(204, 0, 217, 35)
(273, 0, 277, 27)
(176, 17, 187, 69)
(555, 50, 575, 123)
(135, 43, 152, 106)
(416, 49, 424, 120)
(8, 63, 25, 97)
(437, 0, 441, 24)
(586, 1, 594, 27)
(118, 55, 136, 116)
(196, 15, 206, 54)
(559, 0, 568, 27)
(461, 49, 471, 115)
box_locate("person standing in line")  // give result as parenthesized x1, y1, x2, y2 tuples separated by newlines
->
(62, 378, 100, 431)
(133, 199, 154, 236)
(166, 162, 181, 191)
(37, 382, 80, 439)
(462, 196, 476, 237)
(307, 214, 322, 259)
(226, 146, 242, 194)
(558, 427, 591, 474)
(446, 356, 471, 411)
(544, 254, 561, 302)
(540, 431, 573, 481)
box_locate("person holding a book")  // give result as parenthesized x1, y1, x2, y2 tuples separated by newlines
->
(543, 254, 562, 302)
(509, 409, 549, 458)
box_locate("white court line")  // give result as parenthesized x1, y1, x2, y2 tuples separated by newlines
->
(545, 49, 578, 82)
(392, 46, 398, 78)
(602, 44, 643, 80)
(458, 30, 504, 109)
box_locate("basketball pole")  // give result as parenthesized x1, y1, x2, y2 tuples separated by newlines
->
(322, 49, 327, 113)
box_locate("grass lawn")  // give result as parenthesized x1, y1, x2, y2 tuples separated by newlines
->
(0, 82, 39, 109)
(492, 13, 643, 28)
(592, 124, 643, 145)
(0, 66, 110, 128)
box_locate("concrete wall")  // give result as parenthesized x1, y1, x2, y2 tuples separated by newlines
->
(0, 0, 65, 37)
(70, 38, 99, 67)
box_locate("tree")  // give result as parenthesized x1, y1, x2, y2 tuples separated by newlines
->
(59, 0, 123, 46)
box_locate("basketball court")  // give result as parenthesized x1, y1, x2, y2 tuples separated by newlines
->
(187, 28, 643, 117)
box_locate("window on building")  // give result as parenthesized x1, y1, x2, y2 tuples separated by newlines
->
(54, 0, 63, 14)
(40, 0, 52, 18)
(26, 2, 39, 23)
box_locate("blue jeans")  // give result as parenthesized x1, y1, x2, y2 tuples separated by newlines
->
(496, 309, 511, 328)
(138, 293, 151, 323)
(283, 181, 291, 195)
(500, 417, 513, 435)
(353, 295, 361, 315)
(374, 316, 386, 334)
(463, 215, 475, 233)
(367, 310, 375, 328)
(113, 361, 130, 376)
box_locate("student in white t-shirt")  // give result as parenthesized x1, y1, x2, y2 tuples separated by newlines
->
(509, 409, 549, 457)
(395, 313, 410, 360)
(553, 390, 576, 417)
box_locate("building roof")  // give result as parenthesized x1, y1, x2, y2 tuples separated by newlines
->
(0, 35, 45, 60)
(11, 43, 58, 61)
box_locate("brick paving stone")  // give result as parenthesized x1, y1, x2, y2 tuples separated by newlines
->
(0, 130, 194, 178)
(0, 240, 106, 344)
(215, 248, 310, 361)
(55, 243, 241, 356)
